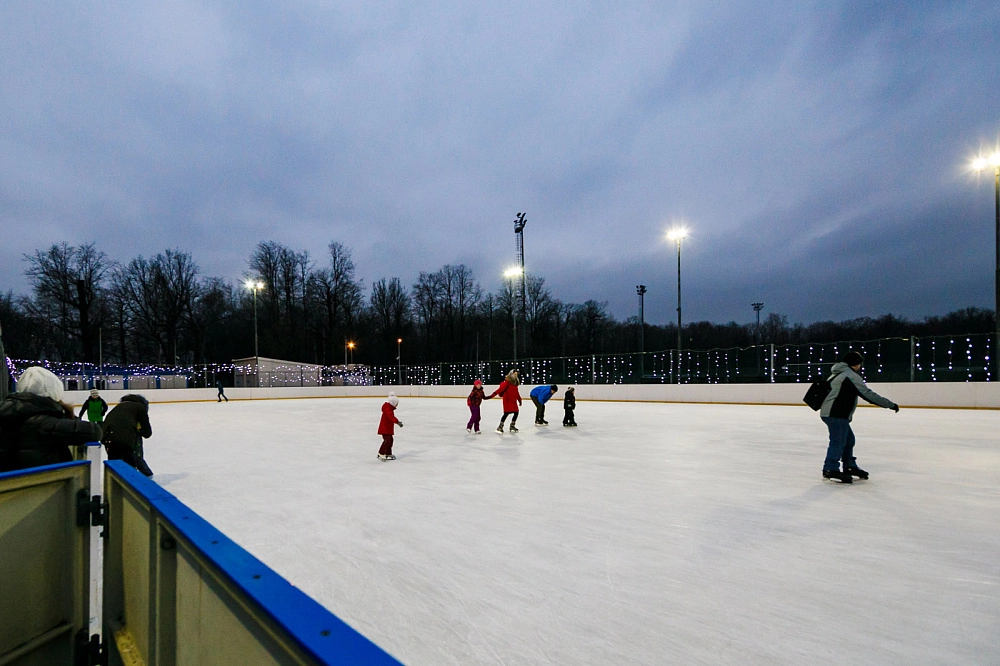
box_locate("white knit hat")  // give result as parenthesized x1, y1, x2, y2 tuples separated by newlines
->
(17, 367, 64, 402)
(387, 392, 399, 407)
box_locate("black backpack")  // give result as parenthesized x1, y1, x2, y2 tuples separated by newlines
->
(803, 379, 831, 411)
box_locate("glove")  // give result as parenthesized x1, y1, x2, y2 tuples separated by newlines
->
(891, 404, 900, 413)
(397, 421, 404, 427)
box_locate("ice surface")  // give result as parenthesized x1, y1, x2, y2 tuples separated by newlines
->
(146, 397, 1000, 665)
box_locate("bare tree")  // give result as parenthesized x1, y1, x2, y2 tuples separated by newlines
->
(24, 242, 111, 362)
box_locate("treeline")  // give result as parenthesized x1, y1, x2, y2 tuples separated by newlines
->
(0, 241, 994, 367)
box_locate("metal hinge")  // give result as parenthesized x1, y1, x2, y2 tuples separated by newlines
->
(75, 629, 107, 666)
(76, 489, 107, 537)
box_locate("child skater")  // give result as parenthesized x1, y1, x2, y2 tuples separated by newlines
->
(467, 380, 485, 434)
(488, 369, 522, 433)
(377, 392, 403, 460)
(562, 387, 577, 426)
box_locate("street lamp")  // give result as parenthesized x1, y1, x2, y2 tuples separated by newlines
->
(245, 279, 265, 387)
(397, 338, 403, 385)
(636, 285, 647, 380)
(973, 151, 1000, 378)
(345, 340, 356, 366)
(666, 228, 688, 354)
(504, 267, 522, 361)
(348, 341, 355, 365)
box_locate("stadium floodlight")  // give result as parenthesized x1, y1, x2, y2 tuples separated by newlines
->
(666, 227, 689, 364)
(972, 151, 1000, 378)
(504, 267, 523, 278)
(245, 280, 266, 370)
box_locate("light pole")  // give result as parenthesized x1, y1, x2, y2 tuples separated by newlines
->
(752, 302, 764, 378)
(973, 151, 1000, 378)
(667, 228, 688, 353)
(348, 341, 355, 365)
(636, 285, 647, 381)
(397, 338, 402, 385)
(245, 280, 265, 386)
(505, 267, 522, 361)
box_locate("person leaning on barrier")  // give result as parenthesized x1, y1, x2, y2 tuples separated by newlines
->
(0, 366, 103, 472)
(102, 394, 154, 477)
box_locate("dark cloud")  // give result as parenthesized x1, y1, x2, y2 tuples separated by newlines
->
(2, 1, 999, 329)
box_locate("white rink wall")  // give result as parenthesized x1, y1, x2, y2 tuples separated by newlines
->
(63, 381, 1000, 409)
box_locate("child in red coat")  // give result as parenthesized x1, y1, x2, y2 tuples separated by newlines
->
(377, 392, 403, 460)
(467, 380, 486, 434)
(488, 369, 522, 433)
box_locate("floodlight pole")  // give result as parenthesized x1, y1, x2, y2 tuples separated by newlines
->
(675, 238, 683, 353)
(752, 302, 764, 377)
(995, 164, 999, 379)
(514, 213, 527, 355)
(636, 285, 647, 380)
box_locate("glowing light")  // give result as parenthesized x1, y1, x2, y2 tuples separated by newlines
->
(245, 280, 265, 290)
(666, 227, 688, 242)
(504, 267, 523, 278)
(972, 152, 1000, 171)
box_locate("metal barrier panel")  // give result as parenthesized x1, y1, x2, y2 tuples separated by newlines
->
(102, 461, 401, 666)
(0, 461, 91, 665)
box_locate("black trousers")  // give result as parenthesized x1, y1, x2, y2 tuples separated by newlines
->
(531, 396, 546, 422)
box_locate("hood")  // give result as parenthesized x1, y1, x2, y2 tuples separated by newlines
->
(830, 362, 852, 375)
(0, 393, 65, 421)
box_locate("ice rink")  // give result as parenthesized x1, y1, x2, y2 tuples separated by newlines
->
(143, 396, 999, 665)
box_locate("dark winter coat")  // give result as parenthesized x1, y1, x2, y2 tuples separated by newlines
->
(0, 393, 102, 472)
(489, 380, 522, 413)
(79, 396, 109, 422)
(820, 362, 897, 421)
(377, 402, 400, 435)
(467, 386, 485, 407)
(564, 390, 576, 410)
(102, 398, 152, 460)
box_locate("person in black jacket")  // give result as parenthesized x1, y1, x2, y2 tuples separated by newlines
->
(102, 394, 154, 476)
(0, 366, 103, 472)
(562, 387, 577, 426)
(819, 351, 899, 483)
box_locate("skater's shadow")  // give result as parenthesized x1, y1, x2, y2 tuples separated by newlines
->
(152, 472, 189, 486)
(392, 449, 425, 460)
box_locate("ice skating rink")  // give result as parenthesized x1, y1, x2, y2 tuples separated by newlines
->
(146, 397, 999, 665)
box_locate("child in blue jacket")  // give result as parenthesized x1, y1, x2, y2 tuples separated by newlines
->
(529, 384, 558, 425)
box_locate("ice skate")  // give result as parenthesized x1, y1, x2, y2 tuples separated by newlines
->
(475, 430, 482, 435)
(845, 466, 869, 479)
(509, 425, 519, 433)
(467, 427, 472, 433)
(822, 469, 853, 483)
(378, 453, 388, 461)
(386, 454, 396, 460)
(496, 424, 504, 433)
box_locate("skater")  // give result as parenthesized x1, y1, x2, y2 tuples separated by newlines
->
(562, 387, 577, 426)
(488, 369, 522, 433)
(216, 379, 228, 402)
(377, 392, 403, 460)
(102, 394, 155, 477)
(79, 388, 109, 424)
(819, 351, 899, 483)
(466, 380, 485, 433)
(0, 366, 103, 472)
(529, 384, 558, 425)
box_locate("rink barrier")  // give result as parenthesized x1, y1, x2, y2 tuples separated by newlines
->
(63, 381, 1000, 409)
(0, 462, 92, 664)
(102, 460, 401, 665)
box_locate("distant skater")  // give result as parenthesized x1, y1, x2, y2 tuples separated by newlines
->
(79, 388, 109, 424)
(488, 369, 522, 433)
(467, 380, 485, 434)
(377, 392, 403, 460)
(819, 351, 899, 483)
(562, 387, 577, 426)
(529, 384, 558, 425)
(216, 379, 228, 402)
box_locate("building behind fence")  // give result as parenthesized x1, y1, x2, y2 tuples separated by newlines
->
(6, 333, 994, 390)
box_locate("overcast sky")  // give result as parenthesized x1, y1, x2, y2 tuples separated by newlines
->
(2, 2, 999, 327)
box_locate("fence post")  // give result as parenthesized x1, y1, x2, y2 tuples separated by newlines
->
(769, 344, 775, 383)
(592, 355, 596, 384)
(910, 336, 916, 382)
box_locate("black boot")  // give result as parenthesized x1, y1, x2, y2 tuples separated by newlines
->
(845, 466, 869, 479)
(823, 469, 853, 484)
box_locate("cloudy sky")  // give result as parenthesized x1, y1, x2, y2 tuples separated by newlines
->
(2, 1, 999, 327)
